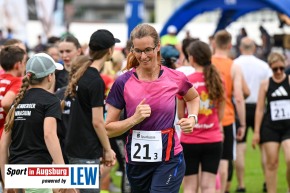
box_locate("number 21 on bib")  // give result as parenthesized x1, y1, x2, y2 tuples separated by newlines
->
(131, 130, 162, 162)
(270, 100, 290, 121)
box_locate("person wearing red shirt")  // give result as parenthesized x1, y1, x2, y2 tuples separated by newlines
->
(178, 41, 225, 193)
(0, 45, 26, 137)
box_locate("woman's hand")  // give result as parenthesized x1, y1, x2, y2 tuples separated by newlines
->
(132, 99, 151, 124)
(178, 117, 196, 133)
(252, 132, 260, 149)
(103, 149, 116, 167)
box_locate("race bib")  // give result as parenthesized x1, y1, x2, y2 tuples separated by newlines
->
(131, 130, 162, 162)
(270, 100, 290, 121)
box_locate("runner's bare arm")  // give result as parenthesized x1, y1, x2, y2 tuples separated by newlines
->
(106, 99, 151, 138)
(252, 80, 268, 148)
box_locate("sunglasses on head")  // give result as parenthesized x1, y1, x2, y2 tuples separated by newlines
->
(272, 66, 285, 72)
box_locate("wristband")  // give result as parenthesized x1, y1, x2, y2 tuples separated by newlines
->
(188, 114, 198, 124)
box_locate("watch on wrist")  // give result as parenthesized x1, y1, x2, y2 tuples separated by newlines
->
(188, 114, 198, 124)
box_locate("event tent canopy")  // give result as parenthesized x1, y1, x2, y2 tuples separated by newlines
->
(160, 0, 290, 36)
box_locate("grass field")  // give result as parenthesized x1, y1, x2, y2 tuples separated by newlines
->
(110, 130, 288, 193)
(228, 130, 287, 193)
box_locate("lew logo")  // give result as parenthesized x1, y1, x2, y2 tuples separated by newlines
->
(71, 167, 98, 186)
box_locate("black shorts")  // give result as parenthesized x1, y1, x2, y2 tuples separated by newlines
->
(222, 123, 236, 160)
(237, 104, 256, 143)
(260, 126, 290, 143)
(182, 142, 222, 175)
(126, 153, 185, 193)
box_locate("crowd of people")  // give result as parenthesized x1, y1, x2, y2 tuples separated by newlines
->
(0, 22, 289, 193)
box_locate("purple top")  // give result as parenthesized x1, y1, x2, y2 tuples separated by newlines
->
(106, 65, 192, 162)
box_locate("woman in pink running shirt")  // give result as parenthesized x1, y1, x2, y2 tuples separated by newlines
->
(105, 24, 200, 193)
(178, 40, 225, 193)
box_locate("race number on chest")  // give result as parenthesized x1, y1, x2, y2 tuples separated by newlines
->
(270, 100, 290, 121)
(131, 130, 162, 162)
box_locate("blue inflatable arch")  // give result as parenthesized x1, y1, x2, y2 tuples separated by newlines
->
(160, 0, 290, 36)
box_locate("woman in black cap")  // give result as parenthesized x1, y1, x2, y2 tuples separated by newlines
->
(64, 29, 118, 193)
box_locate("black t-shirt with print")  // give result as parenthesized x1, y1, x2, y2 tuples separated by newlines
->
(9, 88, 62, 164)
(66, 67, 105, 159)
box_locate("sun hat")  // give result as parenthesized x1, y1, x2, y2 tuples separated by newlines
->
(26, 53, 63, 79)
(89, 29, 120, 51)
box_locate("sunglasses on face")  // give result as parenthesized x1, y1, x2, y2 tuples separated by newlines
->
(272, 66, 285, 72)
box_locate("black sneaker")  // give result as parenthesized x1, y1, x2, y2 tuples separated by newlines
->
(263, 182, 267, 192)
(236, 187, 246, 192)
